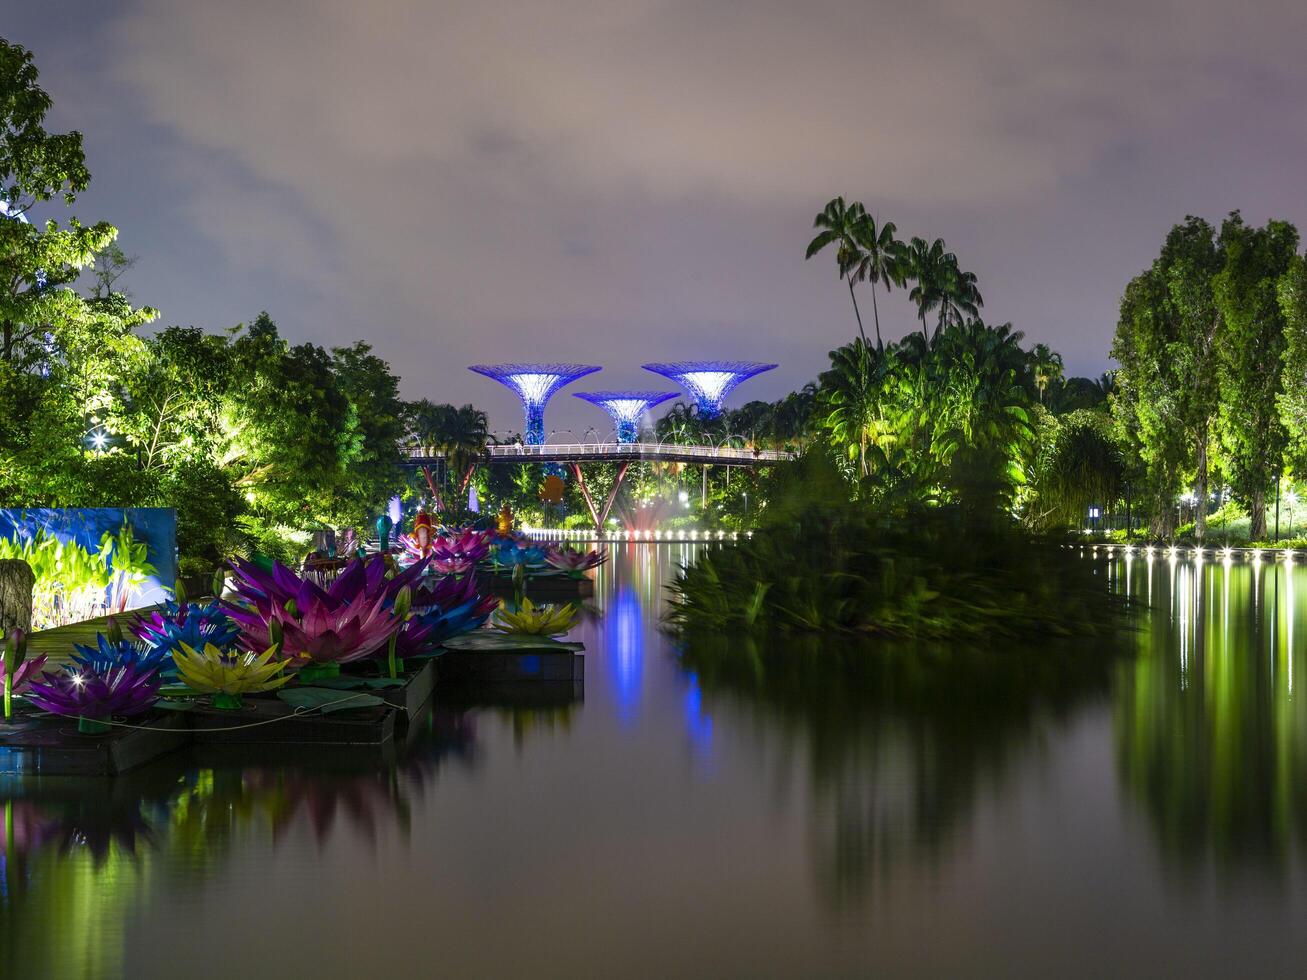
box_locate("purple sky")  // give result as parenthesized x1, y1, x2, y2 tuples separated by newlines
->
(12, 1, 1307, 435)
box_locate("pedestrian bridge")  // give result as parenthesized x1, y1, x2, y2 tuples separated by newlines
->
(403, 442, 793, 530)
(403, 442, 794, 466)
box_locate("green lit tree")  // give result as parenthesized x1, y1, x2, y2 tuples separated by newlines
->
(805, 197, 872, 346)
(1213, 213, 1297, 541)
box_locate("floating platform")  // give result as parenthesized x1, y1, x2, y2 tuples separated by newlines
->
(0, 709, 189, 776)
(484, 573, 595, 601)
(436, 649, 584, 684)
(379, 659, 437, 719)
(433, 680, 583, 709)
(185, 698, 396, 747)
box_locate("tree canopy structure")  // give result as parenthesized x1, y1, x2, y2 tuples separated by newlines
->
(573, 390, 678, 443)
(641, 361, 777, 419)
(468, 363, 601, 444)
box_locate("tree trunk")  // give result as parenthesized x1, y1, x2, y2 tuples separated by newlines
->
(1251, 487, 1267, 541)
(420, 465, 443, 511)
(0, 559, 35, 636)
(1194, 435, 1208, 542)
(1149, 488, 1177, 540)
(847, 281, 868, 347)
(869, 282, 884, 350)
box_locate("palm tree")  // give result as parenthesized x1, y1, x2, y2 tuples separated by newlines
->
(1029, 344, 1064, 403)
(819, 338, 894, 478)
(903, 237, 955, 343)
(409, 401, 488, 508)
(848, 216, 906, 349)
(940, 263, 983, 330)
(805, 197, 871, 346)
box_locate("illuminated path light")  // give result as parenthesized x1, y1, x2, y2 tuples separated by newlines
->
(469, 363, 601, 445)
(573, 390, 679, 444)
(641, 361, 777, 419)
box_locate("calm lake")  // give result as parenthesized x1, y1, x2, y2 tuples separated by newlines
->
(4, 544, 1307, 978)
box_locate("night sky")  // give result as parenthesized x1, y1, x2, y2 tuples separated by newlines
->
(10, 1, 1307, 435)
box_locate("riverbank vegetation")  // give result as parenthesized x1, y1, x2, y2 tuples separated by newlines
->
(7, 31, 1307, 601)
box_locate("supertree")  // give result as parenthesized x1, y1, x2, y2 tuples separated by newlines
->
(573, 390, 679, 443)
(641, 361, 777, 419)
(469, 364, 601, 445)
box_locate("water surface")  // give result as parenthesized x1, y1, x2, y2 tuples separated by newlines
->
(3, 546, 1307, 978)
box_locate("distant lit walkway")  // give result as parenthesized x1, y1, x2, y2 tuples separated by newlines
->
(1078, 542, 1306, 563)
(403, 443, 794, 466)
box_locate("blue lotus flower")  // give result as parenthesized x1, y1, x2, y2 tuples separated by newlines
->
(493, 542, 548, 567)
(70, 633, 172, 675)
(422, 598, 493, 644)
(134, 600, 241, 658)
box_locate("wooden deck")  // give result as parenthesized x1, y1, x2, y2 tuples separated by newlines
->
(25, 606, 163, 664)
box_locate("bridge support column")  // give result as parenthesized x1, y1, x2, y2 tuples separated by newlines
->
(571, 461, 631, 532)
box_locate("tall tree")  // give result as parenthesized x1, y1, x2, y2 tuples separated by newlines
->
(1028, 344, 1064, 404)
(904, 237, 955, 343)
(1159, 218, 1224, 540)
(847, 215, 905, 349)
(0, 38, 119, 367)
(1278, 253, 1307, 477)
(331, 342, 407, 520)
(1111, 218, 1224, 540)
(409, 400, 488, 507)
(1111, 273, 1188, 538)
(805, 197, 871, 346)
(1213, 213, 1297, 540)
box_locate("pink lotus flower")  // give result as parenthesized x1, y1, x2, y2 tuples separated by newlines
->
(238, 592, 401, 666)
(424, 530, 492, 573)
(545, 545, 607, 574)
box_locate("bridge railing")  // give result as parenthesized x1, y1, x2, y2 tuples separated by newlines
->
(404, 443, 793, 463)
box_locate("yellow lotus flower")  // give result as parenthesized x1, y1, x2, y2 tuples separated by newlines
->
(492, 597, 579, 637)
(173, 642, 292, 702)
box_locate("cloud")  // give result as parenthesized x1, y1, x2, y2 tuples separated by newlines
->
(83, 0, 1307, 425)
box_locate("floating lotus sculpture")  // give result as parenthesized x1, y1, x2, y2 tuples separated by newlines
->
(230, 592, 401, 680)
(25, 662, 162, 733)
(3, 628, 46, 720)
(545, 545, 606, 576)
(412, 571, 498, 619)
(433, 530, 493, 572)
(490, 539, 549, 569)
(493, 598, 579, 636)
(134, 599, 241, 658)
(228, 555, 427, 617)
(70, 631, 173, 676)
(172, 642, 291, 708)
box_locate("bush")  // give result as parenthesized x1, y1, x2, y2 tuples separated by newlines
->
(667, 453, 1124, 641)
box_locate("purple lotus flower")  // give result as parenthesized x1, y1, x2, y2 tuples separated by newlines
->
(25, 663, 161, 723)
(412, 572, 498, 621)
(228, 555, 428, 617)
(1, 653, 48, 696)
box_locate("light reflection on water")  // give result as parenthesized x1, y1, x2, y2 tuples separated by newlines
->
(4, 545, 1307, 977)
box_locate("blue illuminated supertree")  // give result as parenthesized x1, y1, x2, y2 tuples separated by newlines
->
(641, 361, 777, 419)
(468, 363, 601, 444)
(573, 390, 679, 443)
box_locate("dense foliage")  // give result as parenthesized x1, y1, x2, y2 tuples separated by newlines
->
(668, 453, 1122, 640)
(0, 41, 411, 575)
(1112, 212, 1307, 542)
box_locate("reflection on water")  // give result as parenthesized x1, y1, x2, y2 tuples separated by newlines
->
(4, 545, 1307, 977)
(1113, 555, 1307, 876)
(680, 632, 1116, 908)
